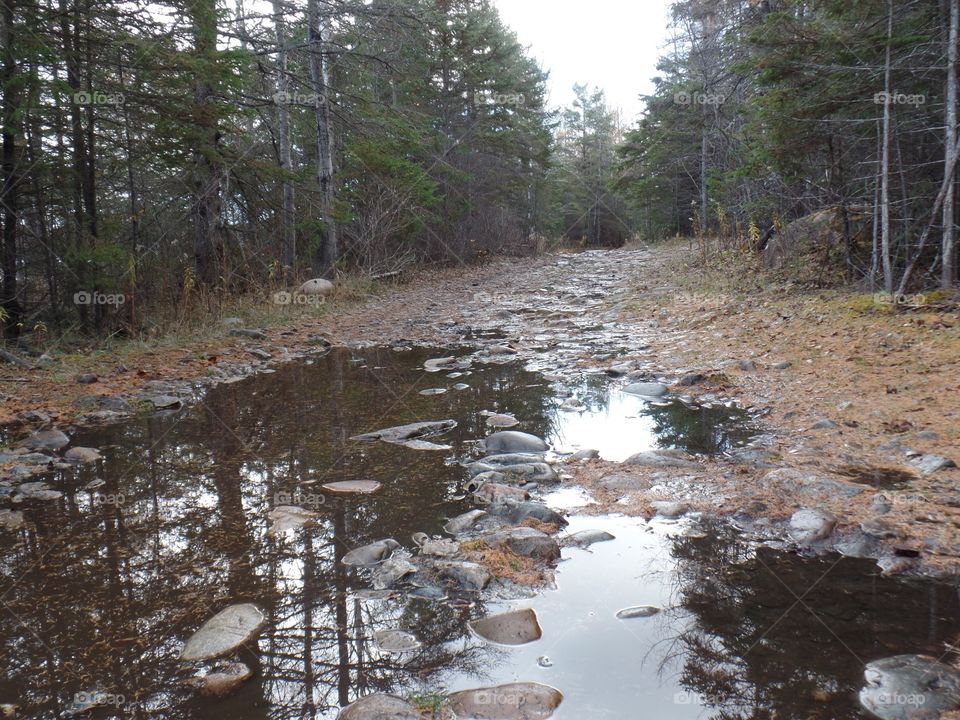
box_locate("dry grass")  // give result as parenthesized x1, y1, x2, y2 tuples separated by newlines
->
(463, 545, 546, 586)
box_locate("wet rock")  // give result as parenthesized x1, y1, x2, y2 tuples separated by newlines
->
(726, 447, 781, 468)
(789, 508, 837, 543)
(412, 534, 459, 558)
(63, 447, 101, 464)
(469, 470, 509, 487)
(810, 419, 838, 430)
(910, 454, 956, 476)
(877, 556, 917, 576)
(859, 655, 960, 720)
(419, 387, 446, 396)
(651, 500, 689, 518)
(247, 348, 272, 360)
(762, 468, 864, 499)
(75, 395, 134, 413)
(17, 429, 69, 451)
(16, 410, 51, 424)
(77, 410, 130, 425)
(228, 328, 267, 339)
(564, 529, 615, 547)
(432, 560, 490, 590)
(598, 472, 646, 494)
(470, 608, 542, 646)
(322, 480, 382, 494)
(184, 662, 253, 697)
(2, 452, 52, 466)
(568, 448, 599, 461)
(860, 517, 899, 539)
(396, 439, 452, 451)
(677, 373, 705, 386)
(350, 420, 457, 443)
(13, 482, 62, 502)
(180, 603, 266, 661)
(469, 453, 546, 471)
(300, 278, 334, 296)
(342, 539, 401, 567)
(444, 509, 488, 535)
(623, 449, 698, 469)
(559, 397, 586, 412)
(486, 413, 519, 428)
(473, 482, 529, 504)
(489, 500, 567, 528)
(615, 606, 660, 619)
(338, 693, 419, 720)
(267, 505, 318, 534)
(75, 373, 98, 384)
(605, 362, 635, 377)
(622, 382, 668, 397)
(447, 682, 563, 720)
(0, 510, 24, 531)
(371, 556, 418, 590)
(373, 629, 421, 654)
(470, 462, 557, 484)
(484, 527, 561, 562)
(141, 395, 182, 410)
(424, 356, 470, 373)
(484, 431, 549, 454)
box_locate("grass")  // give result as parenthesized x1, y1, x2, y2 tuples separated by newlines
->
(408, 691, 452, 719)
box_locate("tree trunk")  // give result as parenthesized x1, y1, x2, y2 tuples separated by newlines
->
(307, 0, 338, 275)
(943, 0, 958, 287)
(0, 0, 22, 335)
(273, 0, 296, 276)
(880, 0, 894, 293)
(189, 0, 224, 287)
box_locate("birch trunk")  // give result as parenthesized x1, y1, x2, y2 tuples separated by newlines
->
(943, 0, 958, 287)
(307, 0, 338, 274)
(880, 0, 894, 293)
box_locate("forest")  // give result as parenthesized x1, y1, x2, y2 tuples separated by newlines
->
(0, 0, 957, 337)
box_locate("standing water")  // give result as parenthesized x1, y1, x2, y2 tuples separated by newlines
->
(0, 347, 957, 719)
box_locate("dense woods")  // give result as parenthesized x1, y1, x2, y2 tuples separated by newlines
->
(1, 0, 958, 341)
(619, 0, 959, 294)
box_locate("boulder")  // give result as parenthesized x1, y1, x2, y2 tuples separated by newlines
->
(789, 508, 837, 543)
(17, 429, 69, 451)
(470, 608, 542, 646)
(299, 278, 334, 296)
(184, 662, 253, 697)
(622, 382, 668, 397)
(484, 431, 549, 454)
(623, 449, 698, 469)
(447, 683, 563, 720)
(484, 527, 561, 562)
(342, 539, 401, 567)
(64, 447, 102, 464)
(337, 694, 419, 720)
(180, 604, 266, 661)
(859, 655, 960, 720)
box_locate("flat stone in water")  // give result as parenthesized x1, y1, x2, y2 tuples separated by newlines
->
(17, 429, 69, 451)
(565, 529, 615, 547)
(470, 608, 543, 646)
(13, 482, 62, 502)
(486, 413, 520, 428)
(350, 419, 457, 443)
(444, 509, 487, 535)
(184, 662, 253, 697)
(651, 500, 689, 518)
(859, 654, 960, 720)
(180, 603, 266, 661)
(342, 539, 401, 567)
(267, 505, 318, 534)
(322, 480, 382, 494)
(622, 382, 668, 397)
(447, 682, 563, 720)
(338, 693, 420, 720)
(419, 388, 447, 396)
(64, 446, 102, 464)
(373, 629, 421, 654)
(616, 606, 660, 619)
(396, 439, 451, 451)
(484, 431, 549, 454)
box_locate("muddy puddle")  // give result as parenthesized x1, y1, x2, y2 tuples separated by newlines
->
(0, 347, 958, 719)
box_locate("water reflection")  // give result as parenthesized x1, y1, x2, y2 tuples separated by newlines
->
(0, 348, 551, 719)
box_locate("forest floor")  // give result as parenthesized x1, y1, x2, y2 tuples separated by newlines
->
(3, 240, 959, 575)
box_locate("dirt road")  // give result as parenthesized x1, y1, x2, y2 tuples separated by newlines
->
(3, 243, 959, 574)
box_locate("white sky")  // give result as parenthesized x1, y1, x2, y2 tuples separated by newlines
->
(492, 0, 673, 125)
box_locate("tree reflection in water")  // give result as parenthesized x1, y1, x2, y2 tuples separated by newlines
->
(0, 348, 540, 719)
(667, 521, 960, 720)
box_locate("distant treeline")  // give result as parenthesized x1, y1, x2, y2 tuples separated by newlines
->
(618, 0, 959, 293)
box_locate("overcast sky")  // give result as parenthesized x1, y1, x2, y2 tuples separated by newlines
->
(491, 0, 673, 125)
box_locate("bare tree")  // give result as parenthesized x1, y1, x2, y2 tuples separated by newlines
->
(273, 0, 296, 277)
(943, 0, 958, 288)
(307, 0, 338, 275)
(880, 0, 894, 293)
